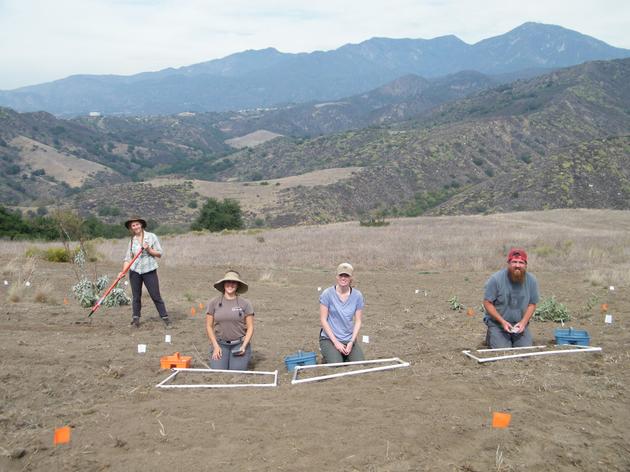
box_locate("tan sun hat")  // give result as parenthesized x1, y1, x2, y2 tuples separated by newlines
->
(213, 270, 249, 294)
(336, 262, 354, 276)
(124, 216, 147, 229)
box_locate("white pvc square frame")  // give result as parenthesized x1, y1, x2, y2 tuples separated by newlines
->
(156, 368, 278, 389)
(291, 357, 409, 385)
(462, 344, 602, 363)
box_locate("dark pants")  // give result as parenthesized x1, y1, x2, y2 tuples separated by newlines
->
(129, 270, 168, 320)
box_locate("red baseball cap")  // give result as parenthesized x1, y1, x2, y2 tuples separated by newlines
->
(507, 248, 528, 263)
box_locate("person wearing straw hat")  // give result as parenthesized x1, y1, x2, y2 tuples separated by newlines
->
(119, 216, 171, 328)
(483, 248, 539, 348)
(206, 270, 255, 370)
(319, 262, 365, 363)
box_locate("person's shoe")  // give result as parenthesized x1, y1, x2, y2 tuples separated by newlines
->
(162, 317, 172, 327)
(130, 318, 140, 328)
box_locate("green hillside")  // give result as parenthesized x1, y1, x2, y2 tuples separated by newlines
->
(212, 58, 630, 224)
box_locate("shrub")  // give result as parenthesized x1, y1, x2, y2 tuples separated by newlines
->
(71, 251, 130, 308)
(533, 296, 570, 322)
(42, 247, 72, 263)
(192, 198, 243, 232)
(359, 218, 390, 227)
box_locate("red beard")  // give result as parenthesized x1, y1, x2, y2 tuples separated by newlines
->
(508, 266, 526, 284)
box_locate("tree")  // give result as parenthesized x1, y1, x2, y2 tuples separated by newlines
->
(192, 198, 243, 232)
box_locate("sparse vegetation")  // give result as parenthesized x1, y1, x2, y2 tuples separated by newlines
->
(448, 296, 465, 311)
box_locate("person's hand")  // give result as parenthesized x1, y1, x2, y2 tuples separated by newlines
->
(233, 343, 247, 356)
(142, 242, 150, 251)
(117, 272, 125, 279)
(343, 340, 353, 355)
(501, 320, 513, 333)
(333, 340, 346, 354)
(211, 345, 222, 360)
(512, 322, 525, 334)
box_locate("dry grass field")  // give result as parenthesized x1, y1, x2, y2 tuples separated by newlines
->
(224, 130, 284, 149)
(10, 136, 114, 187)
(1, 209, 629, 471)
(149, 167, 362, 218)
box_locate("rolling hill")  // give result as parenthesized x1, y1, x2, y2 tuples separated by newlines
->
(208, 58, 630, 225)
(1, 58, 629, 228)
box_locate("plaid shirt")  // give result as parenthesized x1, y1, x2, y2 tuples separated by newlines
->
(123, 231, 163, 274)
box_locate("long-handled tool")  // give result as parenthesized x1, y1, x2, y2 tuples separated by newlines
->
(88, 247, 144, 317)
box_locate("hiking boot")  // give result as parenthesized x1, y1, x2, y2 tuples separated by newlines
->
(130, 318, 140, 328)
(162, 317, 172, 327)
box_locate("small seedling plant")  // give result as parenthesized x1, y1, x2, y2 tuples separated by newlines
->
(448, 296, 465, 311)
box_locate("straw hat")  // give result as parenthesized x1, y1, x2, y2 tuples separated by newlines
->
(214, 270, 249, 294)
(124, 216, 147, 229)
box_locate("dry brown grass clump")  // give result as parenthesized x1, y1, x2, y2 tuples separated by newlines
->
(33, 282, 55, 304)
(3, 256, 37, 303)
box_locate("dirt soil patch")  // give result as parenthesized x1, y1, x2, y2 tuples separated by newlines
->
(0, 260, 628, 471)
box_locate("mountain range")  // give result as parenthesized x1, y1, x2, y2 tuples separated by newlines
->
(1, 57, 629, 227)
(1, 22, 628, 116)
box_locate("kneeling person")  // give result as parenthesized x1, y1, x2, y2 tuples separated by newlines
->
(483, 248, 539, 349)
(206, 270, 254, 370)
(319, 262, 365, 363)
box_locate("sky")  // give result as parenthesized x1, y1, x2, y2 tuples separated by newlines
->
(1, 0, 629, 90)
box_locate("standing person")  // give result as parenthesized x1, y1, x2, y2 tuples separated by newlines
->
(319, 262, 365, 363)
(483, 248, 539, 348)
(206, 270, 255, 370)
(120, 216, 171, 328)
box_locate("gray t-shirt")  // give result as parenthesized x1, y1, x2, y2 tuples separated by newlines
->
(206, 296, 254, 342)
(483, 268, 540, 325)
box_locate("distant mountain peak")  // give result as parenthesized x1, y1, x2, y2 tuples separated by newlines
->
(1, 22, 629, 115)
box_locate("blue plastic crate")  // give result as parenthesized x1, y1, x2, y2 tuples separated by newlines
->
(555, 328, 590, 346)
(284, 351, 316, 372)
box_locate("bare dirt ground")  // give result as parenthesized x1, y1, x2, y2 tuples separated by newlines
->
(1, 211, 629, 471)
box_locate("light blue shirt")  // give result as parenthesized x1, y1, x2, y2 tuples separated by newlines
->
(123, 231, 162, 274)
(319, 286, 364, 342)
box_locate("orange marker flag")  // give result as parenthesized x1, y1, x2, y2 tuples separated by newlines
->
(466, 307, 475, 317)
(54, 426, 71, 445)
(600, 303, 608, 314)
(63, 298, 69, 305)
(492, 412, 512, 429)
(190, 307, 196, 316)
(198, 303, 204, 310)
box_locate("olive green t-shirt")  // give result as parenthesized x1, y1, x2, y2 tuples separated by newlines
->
(206, 296, 254, 341)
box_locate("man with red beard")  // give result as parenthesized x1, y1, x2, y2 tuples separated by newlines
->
(483, 248, 539, 348)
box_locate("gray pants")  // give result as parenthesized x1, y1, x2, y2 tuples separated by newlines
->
(210, 341, 251, 370)
(486, 323, 533, 349)
(319, 337, 364, 364)
(129, 269, 168, 320)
